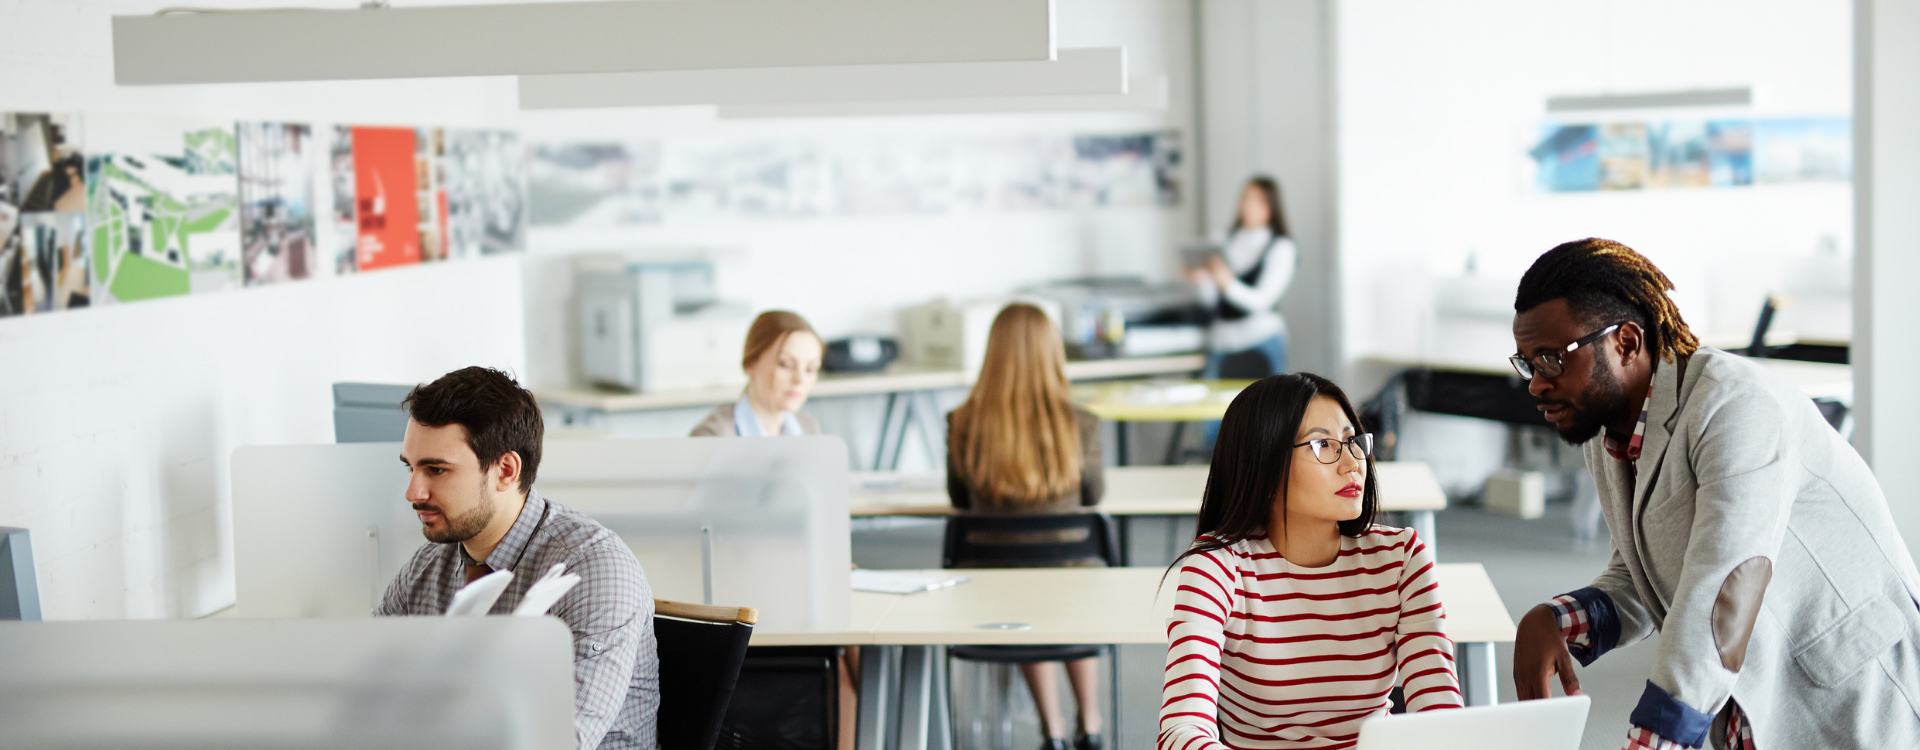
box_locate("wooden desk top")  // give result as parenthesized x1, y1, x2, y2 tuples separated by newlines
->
(537, 354, 1206, 413)
(748, 563, 1513, 646)
(847, 461, 1447, 517)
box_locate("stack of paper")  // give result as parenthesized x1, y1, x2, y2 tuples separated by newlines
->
(851, 569, 969, 595)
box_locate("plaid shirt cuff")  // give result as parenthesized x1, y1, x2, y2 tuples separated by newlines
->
(1623, 727, 1686, 750)
(1548, 587, 1620, 665)
(1549, 594, 1591, 650)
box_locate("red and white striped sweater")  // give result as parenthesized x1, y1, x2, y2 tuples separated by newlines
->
(1159, 526, 1462, 750)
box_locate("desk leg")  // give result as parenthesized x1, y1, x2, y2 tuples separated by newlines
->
(1115, 421, 1130, 466)
(1163, 421, 1188, 465)
(1459, 641, 1498, 706)
(895, 645, 949, 750)
(906, 391, 946, 472)
(857, 646, 898, 750)
(1409, 510, 1437, 552)
(874, 393, 903, 471)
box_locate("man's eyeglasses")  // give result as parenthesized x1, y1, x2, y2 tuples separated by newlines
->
(1294, 433, 1374, 465)
(1509, 322, 1625, 380)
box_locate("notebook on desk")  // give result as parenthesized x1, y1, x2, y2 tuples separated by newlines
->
(850, 570, 969, 595)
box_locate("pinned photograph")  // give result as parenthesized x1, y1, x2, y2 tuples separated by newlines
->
(86, 115, 241, 302)
(238, 122, 317, 286)
(1, 112, 88, 317)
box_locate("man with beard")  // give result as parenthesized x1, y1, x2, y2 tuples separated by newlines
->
(1507, 239, 1920, 750)
(379, 366, 659, 750)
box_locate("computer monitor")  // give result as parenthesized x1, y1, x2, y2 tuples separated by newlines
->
(230, 436, 852, 633)
(333, 382, 413, 443)
(0, 617, 575, 749)
(0, 526, 41, 621)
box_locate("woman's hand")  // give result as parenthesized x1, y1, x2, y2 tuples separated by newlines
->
(1183, 266, 1208, 285)
(1512, 603, 1583, 700)
(1205, 256, 1236, 287)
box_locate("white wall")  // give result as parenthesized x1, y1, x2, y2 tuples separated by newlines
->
(1338, 0, 1853, 368)
(1854, 0, 1920, 558)
(0, 0, 1197, 617)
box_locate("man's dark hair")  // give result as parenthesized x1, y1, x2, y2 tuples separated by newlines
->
(1515, 238, 1700, 364)
(403, 366, 544, 492)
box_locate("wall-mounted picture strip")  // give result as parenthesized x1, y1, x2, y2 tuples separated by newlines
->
(527, 130, 1180, 228)
(237, 122, 317, 286)
(347, 126, 421, 272)
(1529, 116, 1849, 194)
(1, 112, 89, 317)
(85, 115, 240, 303)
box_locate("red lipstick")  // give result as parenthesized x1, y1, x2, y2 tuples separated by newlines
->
(1337, 482, 1363, 498)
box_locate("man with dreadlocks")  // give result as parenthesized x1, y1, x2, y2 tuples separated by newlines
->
(1506, 238, 1920, 750)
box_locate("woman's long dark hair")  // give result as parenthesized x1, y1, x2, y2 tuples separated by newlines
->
(1228, 175, 1290, 238)
(1168, 373, 1377, 574)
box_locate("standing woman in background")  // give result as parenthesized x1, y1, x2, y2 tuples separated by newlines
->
(1187, 176, 1296, 379)
(690, 310, 825, 437)
(946, 303, 1107, 750)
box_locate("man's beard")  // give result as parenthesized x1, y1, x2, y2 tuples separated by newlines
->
(417, 479, 496, 544)
(1542, 357, 1634, 445)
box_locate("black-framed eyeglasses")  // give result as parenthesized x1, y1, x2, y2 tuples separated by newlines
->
(1509, 322, 1624, 380)
(1293, 433, 1374, 465)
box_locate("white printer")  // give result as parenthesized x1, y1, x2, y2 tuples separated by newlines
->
(575, 254, 753, 393)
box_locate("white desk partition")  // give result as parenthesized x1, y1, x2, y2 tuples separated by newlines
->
(232, 437, 852, 633)
(0, 617, 575, 750)
(535, 436, 852, 633)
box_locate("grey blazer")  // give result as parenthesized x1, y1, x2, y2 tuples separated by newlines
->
(1569, 346, 1920, 748)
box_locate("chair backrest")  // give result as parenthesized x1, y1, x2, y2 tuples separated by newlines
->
(0, 527, 41, 620)
(654, 599, 758, 750)
(941, 513, 1120, 569)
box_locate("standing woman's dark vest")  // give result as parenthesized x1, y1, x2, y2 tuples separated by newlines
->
(1214, 234, 1277, 322)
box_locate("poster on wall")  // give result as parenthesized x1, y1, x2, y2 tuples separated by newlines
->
(237, 122, 317, 286)
(1529, 116, 1848, 193)
(415, 128, 526, 261)
(85, 115, 241, 303)
(1753, 117, 1850, 185)
(442, 129, 526, 257)
(347, 126, 421, 271)
(527, 130, 1182, 229)
(0, 112, 89, 317)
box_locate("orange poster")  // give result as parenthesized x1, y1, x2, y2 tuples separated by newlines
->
(350, 127, 420, 271)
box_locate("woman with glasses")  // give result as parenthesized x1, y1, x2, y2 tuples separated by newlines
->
(1159, 373, 1462, 750)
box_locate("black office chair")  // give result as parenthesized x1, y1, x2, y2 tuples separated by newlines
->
(942, 513, 1122, 750)
(654, 599, 757, 750)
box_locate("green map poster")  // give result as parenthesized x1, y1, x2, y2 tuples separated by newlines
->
(87, 125, 239, 304)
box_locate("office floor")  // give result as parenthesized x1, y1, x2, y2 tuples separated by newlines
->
(852, 501, 1653, 750)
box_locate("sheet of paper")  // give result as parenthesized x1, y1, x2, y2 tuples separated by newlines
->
(850, 569, 969, 595)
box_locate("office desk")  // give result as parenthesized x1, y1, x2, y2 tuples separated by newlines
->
(755, 564, 1513, 750)
(1072, 379, 1252, 464)
(849, 462, 1448, 555)
(536, 354, 1207, 469)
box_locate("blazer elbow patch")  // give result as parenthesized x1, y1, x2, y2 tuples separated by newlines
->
(1711, 556, 1772, 672)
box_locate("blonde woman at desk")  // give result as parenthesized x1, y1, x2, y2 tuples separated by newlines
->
(690, 310, 825, 437)
(1159, 373, 1461, 750)
(946, 303, 1107, 750)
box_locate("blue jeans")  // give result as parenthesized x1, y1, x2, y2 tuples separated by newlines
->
(1201, 334, 1287, 449)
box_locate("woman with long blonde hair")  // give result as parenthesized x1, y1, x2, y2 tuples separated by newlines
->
(946, 302, 1107, 750)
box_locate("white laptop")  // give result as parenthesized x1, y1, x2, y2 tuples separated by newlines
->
(1357, 695, 1590, 750)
